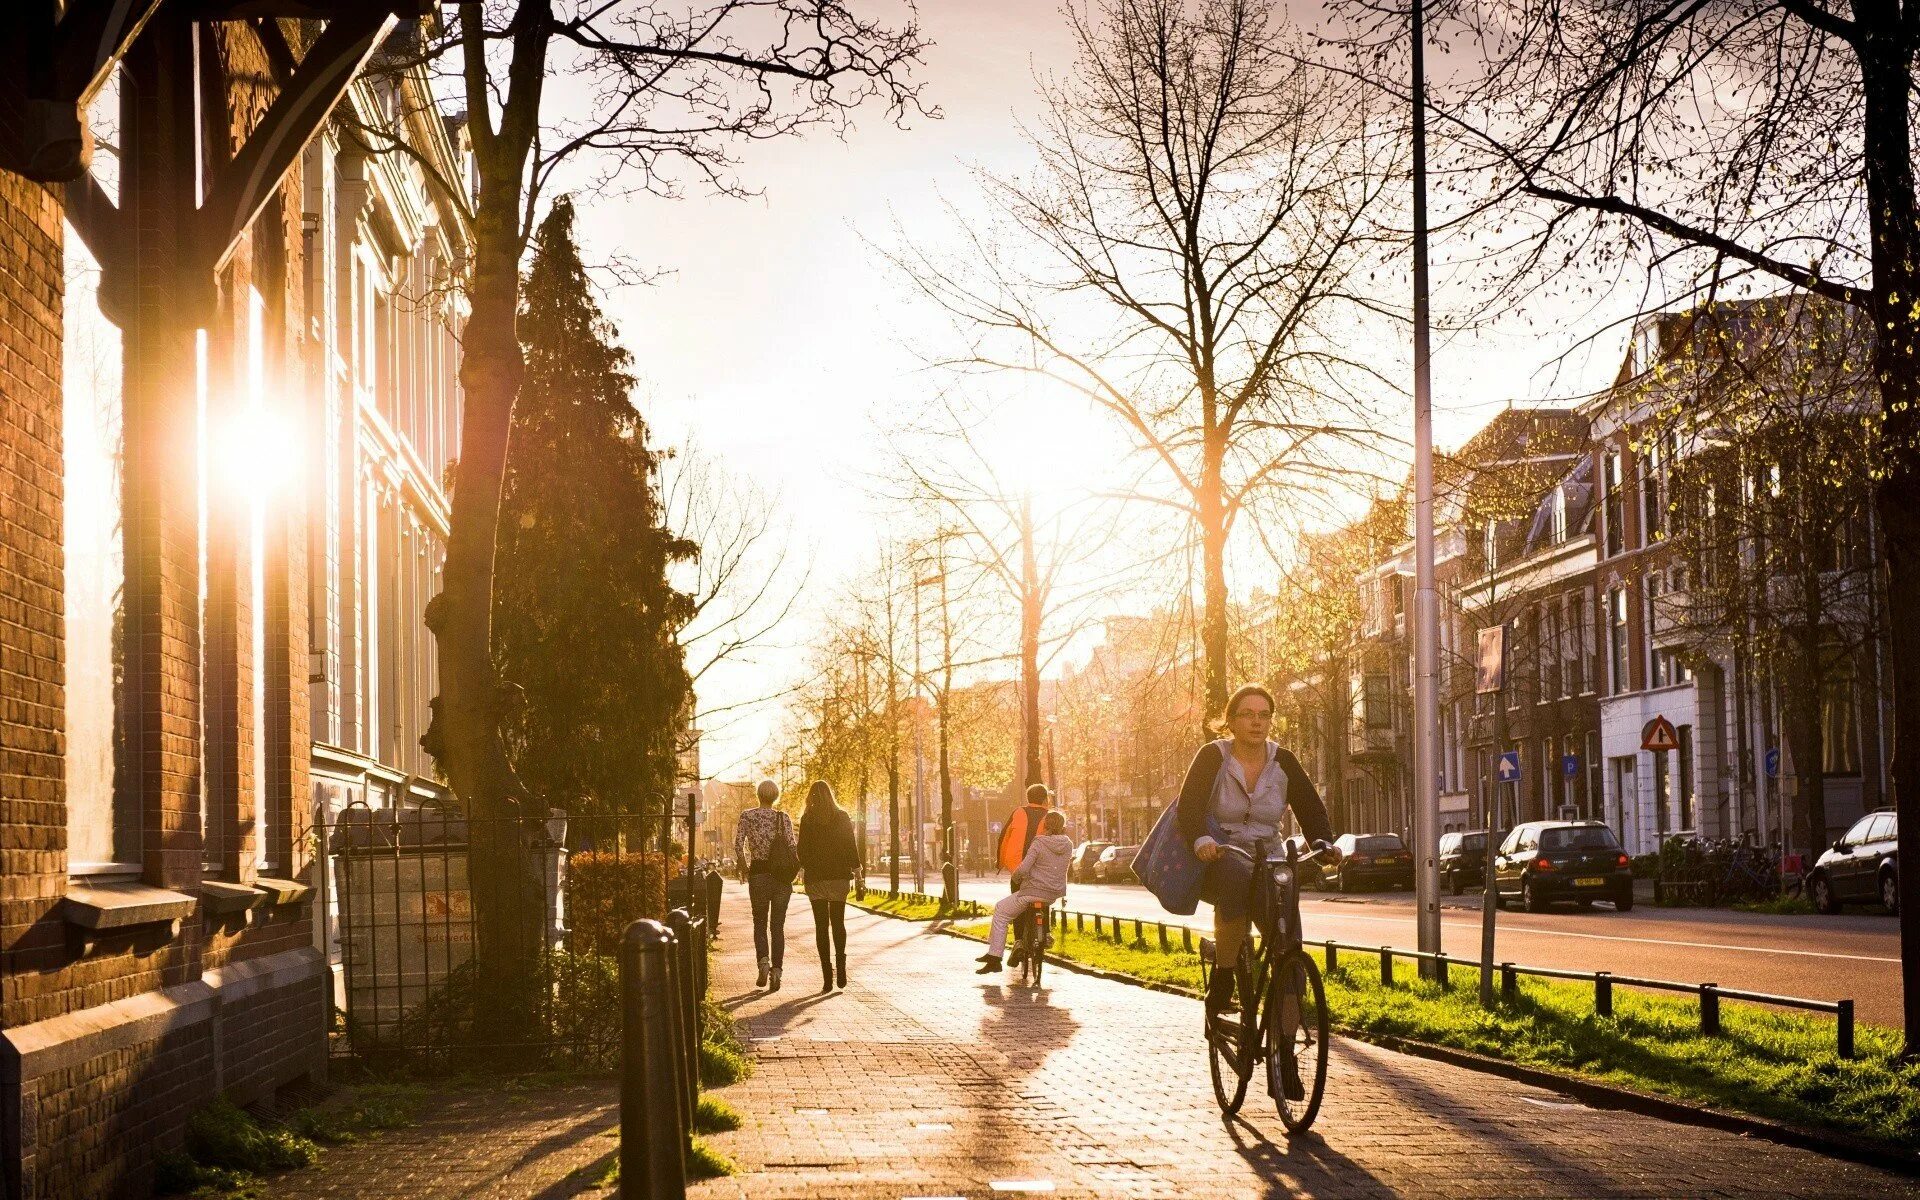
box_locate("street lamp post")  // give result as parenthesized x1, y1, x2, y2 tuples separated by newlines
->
(1410, 0, 1444, 977)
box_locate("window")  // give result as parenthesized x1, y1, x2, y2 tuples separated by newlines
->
(1541, 825, 1620, 851)
(1543, 605, 1563, 700)
(1608, 588, 1630, 695)
(1603, 450, 1625, 556)
(1550, 488, 1569, 544)
(1641, 435, 1666, 542)
(1364, 673, 1392, 728)
(64, 218, 137, 872)
(1677, 724, 1694, 831)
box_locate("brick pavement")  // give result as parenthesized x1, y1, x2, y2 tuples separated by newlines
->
(271, 883, 1919, 1198)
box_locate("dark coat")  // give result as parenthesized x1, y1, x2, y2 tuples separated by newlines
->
(1175, 741, 1333, 848)
(798, 806, 861, 883)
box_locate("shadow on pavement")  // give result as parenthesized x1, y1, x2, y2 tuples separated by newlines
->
(1222, 1115, 1392, 1198)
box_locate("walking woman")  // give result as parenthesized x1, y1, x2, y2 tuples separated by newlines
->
(1179, 684, 1337, 1011)
(734, 779, 798, 992)
(797, 781, 861, 991)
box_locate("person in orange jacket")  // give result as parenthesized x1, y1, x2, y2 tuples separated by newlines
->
(996, 783, 1054, 956)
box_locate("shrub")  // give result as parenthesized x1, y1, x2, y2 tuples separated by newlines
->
(568, 850, 674, 955)
(183, 1098, 318, 1173)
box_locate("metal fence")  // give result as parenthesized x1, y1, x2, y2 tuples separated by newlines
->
(321, 802, 710, 1070)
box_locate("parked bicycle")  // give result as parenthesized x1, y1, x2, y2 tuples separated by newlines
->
(1200, 839, 1333, 1135)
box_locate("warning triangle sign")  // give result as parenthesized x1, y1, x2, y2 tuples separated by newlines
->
(1641, 716, 1680, 753)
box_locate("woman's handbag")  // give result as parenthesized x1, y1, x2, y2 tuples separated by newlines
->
(769, 813, 801, 884)
(1133, 801, 1209, 916)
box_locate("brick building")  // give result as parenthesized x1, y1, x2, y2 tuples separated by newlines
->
(0, 5, 450, 1195)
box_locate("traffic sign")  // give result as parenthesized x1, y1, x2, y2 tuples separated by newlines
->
(1496, 751, 1521, 782)
(1641, 715, 1680, 753)
(1562, 754, 1580, 779)
(1764, 747, 1780, 779)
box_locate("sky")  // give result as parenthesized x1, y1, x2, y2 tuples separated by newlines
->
(563, 0, 1645, 781)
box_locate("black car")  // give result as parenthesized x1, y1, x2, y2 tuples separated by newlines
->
(1491, 820, 1633, 912)
(1070, 840, 1114, 883)
(1438, 830, 1489, 895)
(1809, 809, 1899, 914)
(1323, 833, 1414, 892)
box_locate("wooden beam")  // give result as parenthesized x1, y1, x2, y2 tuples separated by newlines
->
(193, 7, 397, 274)
(49, 0, 169, 106)
(173, 0, 434, 19)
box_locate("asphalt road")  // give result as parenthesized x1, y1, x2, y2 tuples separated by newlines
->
(954, 872, 1906, 1030)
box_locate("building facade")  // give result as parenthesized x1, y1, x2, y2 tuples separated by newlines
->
(0, 6, 453, 1195)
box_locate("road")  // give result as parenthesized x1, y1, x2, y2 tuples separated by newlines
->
(955, 873, 1906, 1029)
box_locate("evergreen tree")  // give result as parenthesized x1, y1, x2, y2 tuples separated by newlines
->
(494, 198, 696, 819)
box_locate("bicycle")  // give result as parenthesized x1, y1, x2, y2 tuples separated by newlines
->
(1200, 839, 1333, 1135)
(1014, 898, 1050, 987)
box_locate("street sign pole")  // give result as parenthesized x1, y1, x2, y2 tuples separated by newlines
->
(1478, 624, 1508, 1006)
(1409, 0, 1442, 980)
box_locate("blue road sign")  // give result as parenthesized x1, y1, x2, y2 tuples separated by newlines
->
(1497, 751, 1521, 782)
(1562, 754, 1580, 779)
(1764, 747, 1780, 779)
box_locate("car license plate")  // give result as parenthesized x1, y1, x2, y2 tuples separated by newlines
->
(1574, 877, 1606, 888)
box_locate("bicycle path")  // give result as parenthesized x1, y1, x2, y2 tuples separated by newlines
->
(693, 885, 1917, 1198)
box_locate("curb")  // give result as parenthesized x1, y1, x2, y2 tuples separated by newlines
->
(925, 920, 1919, 1177)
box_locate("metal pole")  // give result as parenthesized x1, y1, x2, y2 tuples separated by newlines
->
(665, 909, 701, 1127)
(1410, 0, 1443, 978)
(621, 919, 688, 1200)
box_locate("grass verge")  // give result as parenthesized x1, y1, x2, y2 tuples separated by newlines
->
(849, 892, 986, 921)
(953, 917, 1919, 1152)
(155, 1086, 425, 1197)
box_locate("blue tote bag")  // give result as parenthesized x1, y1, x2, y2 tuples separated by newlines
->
(1132, 798, 1220, 917)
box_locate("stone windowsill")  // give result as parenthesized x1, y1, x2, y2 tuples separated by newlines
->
(60, 880, 198, 932)
(253, 876, 313, 907)
(198, 880, 269, 916)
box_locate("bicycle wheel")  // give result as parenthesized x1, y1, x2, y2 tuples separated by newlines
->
(1029, 926, 1045, 987)
(1206, 960, 1251, 1116)
(1266, 951, 1329, 1135)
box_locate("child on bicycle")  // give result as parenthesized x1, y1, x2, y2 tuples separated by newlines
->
(977, 810, 1072, 974)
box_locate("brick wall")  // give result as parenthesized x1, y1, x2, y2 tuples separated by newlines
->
(1, 16, 330, 1199)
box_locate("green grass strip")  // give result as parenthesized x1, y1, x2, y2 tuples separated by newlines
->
(952, 917, 1919, 1150)
(850, 892, 987, 921)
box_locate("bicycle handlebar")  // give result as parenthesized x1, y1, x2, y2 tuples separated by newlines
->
(1220, 841, 1337, 866)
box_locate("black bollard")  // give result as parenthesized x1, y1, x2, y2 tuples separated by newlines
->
(665, 909, 699, 1128)
(621, 919, 688, 1200)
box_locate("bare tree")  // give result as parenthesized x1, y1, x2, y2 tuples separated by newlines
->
(661, 439, 813, 774)
(884, 393, 1145, 791)
(890, 0, 1395, 728)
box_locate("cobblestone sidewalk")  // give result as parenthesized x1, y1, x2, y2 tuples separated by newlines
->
(272, 883, 1918, 1198)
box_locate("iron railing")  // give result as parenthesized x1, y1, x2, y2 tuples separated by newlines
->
(1039, 905, 1859, 1059)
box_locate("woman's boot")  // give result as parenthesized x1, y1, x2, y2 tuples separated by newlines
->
(835, 952, 847, 990)
(757, 959, 769, 989)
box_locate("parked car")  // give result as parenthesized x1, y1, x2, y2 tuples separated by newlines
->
(1491, 820, 1633, 912)
(1808, 809, 1899, 914)
(1070, 840, 1115, 883)
(1438, 830, 1489, 895)
(1095, 844, 1142, 883)
(1323, 833, 1413, 892)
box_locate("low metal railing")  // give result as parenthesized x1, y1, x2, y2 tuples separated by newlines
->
(1038, 905, 1858, 1059)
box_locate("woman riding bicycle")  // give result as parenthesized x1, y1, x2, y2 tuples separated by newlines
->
(1181, 684, 1336, 1011)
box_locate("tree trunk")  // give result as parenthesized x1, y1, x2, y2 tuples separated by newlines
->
(426, 158, 540, 1051)
(1020, 495, 1043, 787)
(1856, 9, 1920, 1053)
(1199, 437, 1230, 733)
